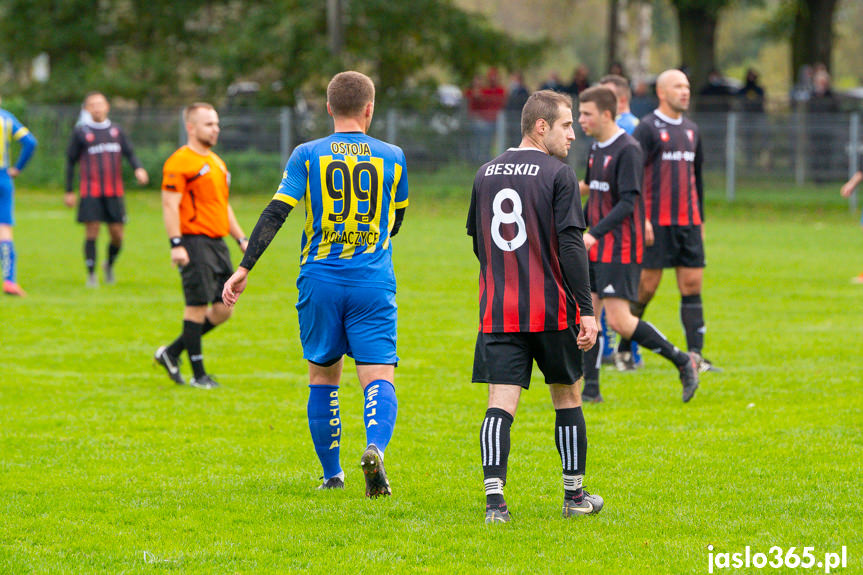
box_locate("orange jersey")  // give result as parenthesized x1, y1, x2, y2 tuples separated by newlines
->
(161, 146, 231, 237)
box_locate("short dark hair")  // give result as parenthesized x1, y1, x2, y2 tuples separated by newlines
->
(183, 102, 215, 124)
(327, 71, 375, 117)
(521, 90, 572, 137)
(83, 91, 106, 104)
(599, 74, 631, 102)
(579, 86, 617, 119)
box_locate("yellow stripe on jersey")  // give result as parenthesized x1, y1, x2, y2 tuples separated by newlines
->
(12, 126, 30, 141)
(0, 118, 8, 168)
(300, 161, 315, 265)
(272, 192, 299, 207)
(383, 163, 404, 250)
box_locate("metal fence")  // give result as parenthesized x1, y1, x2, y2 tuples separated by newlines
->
(23, 105, 862, 206)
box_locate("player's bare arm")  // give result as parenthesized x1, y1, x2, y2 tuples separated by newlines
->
(161, 190, 188, 267)
(226, 204, 248, 252)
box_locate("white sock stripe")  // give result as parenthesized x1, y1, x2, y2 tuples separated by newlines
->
(557, 426, 565, 466)
(494, 417, 502, 466)
(484, 477, 504, 495)
(480, 417, 489, 466)
(645, 320, 669, 341)
(486, 417, 496, 467)
(572, 426, 578, 472)
(564, 425, 572, 471)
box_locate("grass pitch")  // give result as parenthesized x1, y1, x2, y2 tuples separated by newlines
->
(1, 180, 861, 574)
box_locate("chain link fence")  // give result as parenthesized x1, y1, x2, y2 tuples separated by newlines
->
(19, 105, 862, 206)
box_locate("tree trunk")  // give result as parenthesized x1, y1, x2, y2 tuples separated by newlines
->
(607, 0, 619, 72)
(633, 1, 652, 84)
(791, 0, 838, 76)
(676, 4, 718, 93)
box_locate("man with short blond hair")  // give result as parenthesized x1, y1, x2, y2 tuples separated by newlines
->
(153, 103, 248, 389)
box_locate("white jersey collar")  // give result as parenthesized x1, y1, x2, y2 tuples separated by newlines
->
(84, 119, 112, 130)
(653, 109, 683, 125)
(597, 128, 626, 148)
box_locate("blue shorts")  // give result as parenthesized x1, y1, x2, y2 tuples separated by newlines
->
(296, 275, 398, 365)
(0, 171, 13, 225)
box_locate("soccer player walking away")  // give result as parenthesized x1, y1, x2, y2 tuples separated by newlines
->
(632, 69, 719, 374)
(222, 72, 408, 498)
(840, 162, 863, 283)
(153, 103, 248, 389)
(467, 90, 600, 523)
(577, 86, 699, 404)
(0, 95, 37, 297)
(65, 92, 149, 287)
(599, 74, 643, 370)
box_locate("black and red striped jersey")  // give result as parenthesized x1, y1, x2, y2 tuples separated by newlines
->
(467, 148, 586, 333)
(634, 110, 703, 227)
(584, 130, 645, 264)
(66, 120, 142, 198)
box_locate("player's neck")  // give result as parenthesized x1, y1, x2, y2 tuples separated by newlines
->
(596, 124, 620, 144)
(520, 134, 548, 154)
(333, 117, 367, 134)
(186, 140, 211, 155)
(657, 104, 682, 120)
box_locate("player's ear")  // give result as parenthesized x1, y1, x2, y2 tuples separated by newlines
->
(326, 102, 334, 118)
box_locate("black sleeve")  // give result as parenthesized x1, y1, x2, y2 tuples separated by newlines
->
(552, 166, 587, 233)
(390, 207, 406, 237)
(118, 128, 143, 170)
(588, 189, 636, 238)
(238, 199, 293, 270)
(467, 180, 479, 257)
(558, 227, 593, 317)
(695, 133, 704, 222)
(633, 121, 655, 162)
(65, 130, 83, 192)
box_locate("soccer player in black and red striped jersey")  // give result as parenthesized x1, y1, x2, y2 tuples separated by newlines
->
(65, 92, 149, 287)
(577, 86, 699, 404)
(625, 69, 719, 373)
(467, 90, 600, 524)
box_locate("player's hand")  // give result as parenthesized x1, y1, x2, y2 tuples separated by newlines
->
(134, 168, 149, 185)
(578, 180, 590, 197)
(63, 192, 76, 208)
(7, 167, 19, 178)
(577, 315, 598, 351)
(583, 232, 597, 251)
(170, 246, 190, 267)
(222, 268, 249, 307)
(644, 220, 654, 246)
(238, 238, 249, 253)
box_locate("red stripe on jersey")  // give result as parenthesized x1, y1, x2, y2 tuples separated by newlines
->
(478, 271, 486, 330)
(80, 155, 89, 198)
(659, 159, 672, 225)
(678, 160, 690, 225)
(114, 154, 124, 197)
(690, 172, 702, 225)
(104, 153, 115, 197)
(634, 201, 643, 262)
(527, 224, 546, 330)
(601, 226, 615, 263)
(621, 218, 631, 264)
(481, 208, 495, 332)
(547, 232, 569, 330)
(643, 162, 653, 222)
(502, 249, 519, 331)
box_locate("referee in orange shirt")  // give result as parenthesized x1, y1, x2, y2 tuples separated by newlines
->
(154, 103, 248, 389)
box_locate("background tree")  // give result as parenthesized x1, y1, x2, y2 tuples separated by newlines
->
(668, 0, 734, 91)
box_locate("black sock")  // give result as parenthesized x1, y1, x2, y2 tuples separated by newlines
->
(107, 242, 121, 268)
(555, 407, 586, 500)
(182, 320, 206, 378)
(632, 320, 688, 366)
(166, 318, 216, 358)
(84, 239, 96, 274)
(680, 294, 704, 353)
(583, 338, 601, 393)
(481, 407, 513, 506)
(618, 301, 646, 353)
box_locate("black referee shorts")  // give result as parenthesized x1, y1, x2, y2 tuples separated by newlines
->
(77, 196, 126, 224)
(643, 224, 705, 269)
(179, 235, 233, 306)
(472, 326, 583, 388)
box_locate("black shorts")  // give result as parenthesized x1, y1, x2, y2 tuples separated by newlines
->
(472, 326, 583, 388)
(589, 260, 640, 302)
(77, 196, 127, 224)
(179, 235, 233, 306)
(643, 225, 705, 269)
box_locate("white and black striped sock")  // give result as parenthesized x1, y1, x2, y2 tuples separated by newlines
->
(480, 407, 513, 505)
(556, 407, 587, 498)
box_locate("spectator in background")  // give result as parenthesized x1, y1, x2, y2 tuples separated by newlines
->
(465, 68, 506, 163)
(505, 72, 530, 148)
(630, 78, 656, 119)
(698, 68, 733, 112)
(738, 69, 767, 168)
(608, 61, 625, 77)
(807, 65, 840, 181)
(539, 71, 565, 92)
(840, 156, 863, 283)
(565, 65, 591, 98)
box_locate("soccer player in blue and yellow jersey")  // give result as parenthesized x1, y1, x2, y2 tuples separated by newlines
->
(0, 95, 37, 296)
(222, 71, 408, 498)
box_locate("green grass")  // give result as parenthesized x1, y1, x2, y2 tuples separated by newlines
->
(1, 183, 861, 574)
